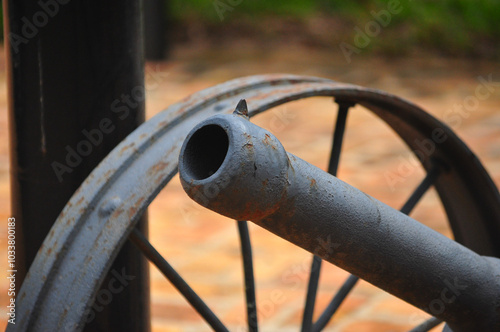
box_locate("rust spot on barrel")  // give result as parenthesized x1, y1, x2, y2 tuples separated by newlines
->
(263, 134, 276, 150)
(244, 201, 273, 220)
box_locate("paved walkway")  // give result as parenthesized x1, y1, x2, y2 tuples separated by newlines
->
(0, 44, 498, 331)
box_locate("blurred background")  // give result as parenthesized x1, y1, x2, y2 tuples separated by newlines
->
(166, 0, 500, 58)
(0, 0, 499, 331)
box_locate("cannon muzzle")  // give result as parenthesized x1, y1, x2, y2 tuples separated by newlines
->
(178, 102, 500, 331)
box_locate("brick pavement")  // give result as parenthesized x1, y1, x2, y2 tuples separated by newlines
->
(0, 44, 498, 331)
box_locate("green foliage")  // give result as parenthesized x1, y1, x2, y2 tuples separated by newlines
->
(317, 0, 500, 57)
(170, 0, 500, 57)
(171, 0, 316, 22)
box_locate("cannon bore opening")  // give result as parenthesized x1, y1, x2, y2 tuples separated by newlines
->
(182, 124, 229, 180)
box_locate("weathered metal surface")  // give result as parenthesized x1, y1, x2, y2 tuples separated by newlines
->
(11, 74, 500, 331)
(178, 111, 500, 331)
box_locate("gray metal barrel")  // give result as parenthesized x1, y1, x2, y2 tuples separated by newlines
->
(179, 111, 500, 332)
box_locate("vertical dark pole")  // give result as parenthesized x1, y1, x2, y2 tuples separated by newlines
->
(4, 1, 149, 331)
(144, 0, 167, 60)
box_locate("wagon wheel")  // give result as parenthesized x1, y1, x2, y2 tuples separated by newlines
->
(11, 75, 500, 331)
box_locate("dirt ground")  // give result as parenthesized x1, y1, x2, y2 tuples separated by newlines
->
(0, 43, 499, 331)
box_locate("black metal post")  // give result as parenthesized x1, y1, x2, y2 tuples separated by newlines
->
(4, 1, 149, 331)
(144, 0, 167, 60)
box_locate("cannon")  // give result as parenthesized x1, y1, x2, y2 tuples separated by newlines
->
(9, 75, 500, 331)
(179, 101, 500, 332)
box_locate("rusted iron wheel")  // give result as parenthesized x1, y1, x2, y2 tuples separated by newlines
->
(11, 75, 500, 331)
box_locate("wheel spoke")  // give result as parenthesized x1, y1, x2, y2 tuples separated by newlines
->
(237, 220, 258, 332)
(311, 164, 442, 330)
(400, 164, 441, 215)
(311, 274, 359, 332)
(301, 100, 352, 331)
(302, 256, 323, 331)
(327, 100, 352, 176)
(129, 228, 229, 332)
(408, 317, 442, 332)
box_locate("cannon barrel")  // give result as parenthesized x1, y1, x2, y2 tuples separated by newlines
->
(178, 110, 500, 331)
